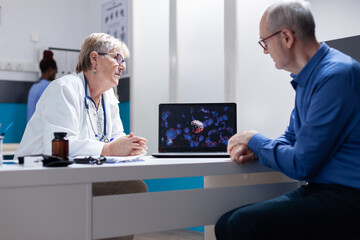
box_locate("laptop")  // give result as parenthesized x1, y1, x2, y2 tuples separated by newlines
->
(151, 103, 237, 158)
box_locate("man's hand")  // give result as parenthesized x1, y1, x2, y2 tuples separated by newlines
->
(229, 144, 257, 164)
(227, 130, 258, 153)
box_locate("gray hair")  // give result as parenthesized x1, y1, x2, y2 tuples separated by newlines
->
(76, 33, 129, 73)
(266, 0, 316, 40)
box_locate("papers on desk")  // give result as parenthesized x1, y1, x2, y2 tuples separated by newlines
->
(71, 153, 146, 165)
(105, 154, 146, 164)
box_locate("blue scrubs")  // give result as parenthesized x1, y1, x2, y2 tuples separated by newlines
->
(27, 79, 50, 122)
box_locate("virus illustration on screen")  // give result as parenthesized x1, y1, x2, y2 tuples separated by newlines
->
(191, 120, 204, 134)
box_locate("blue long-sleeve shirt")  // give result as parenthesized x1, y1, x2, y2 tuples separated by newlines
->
(27, 79, 51, 122)
(248, 43, 360, 189)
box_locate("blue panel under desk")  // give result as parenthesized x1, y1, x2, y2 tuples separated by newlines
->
(144, 177, 205, 233)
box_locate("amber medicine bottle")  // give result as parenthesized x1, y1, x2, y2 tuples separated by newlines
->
(52, 132, 69, 161)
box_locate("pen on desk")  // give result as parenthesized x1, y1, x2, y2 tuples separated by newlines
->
(1, 122, 14, 136)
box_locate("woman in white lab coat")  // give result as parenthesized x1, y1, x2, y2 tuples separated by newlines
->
(16, 33, 147, 158)
(15, 33, 147, 240)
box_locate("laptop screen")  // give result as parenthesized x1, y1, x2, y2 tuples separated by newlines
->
(158, 103, 237, 152)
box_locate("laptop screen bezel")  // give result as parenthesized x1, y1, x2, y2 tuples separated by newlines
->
(158, 102, 237, 153)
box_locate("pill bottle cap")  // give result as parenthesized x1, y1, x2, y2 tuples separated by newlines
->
(54, 132, 67, 139)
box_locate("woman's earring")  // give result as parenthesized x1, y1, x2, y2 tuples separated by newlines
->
(93, 68, 96, 74)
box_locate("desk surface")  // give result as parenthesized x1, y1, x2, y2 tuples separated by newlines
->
(0, 156, 273, 188)
(0, 155, 296, 240)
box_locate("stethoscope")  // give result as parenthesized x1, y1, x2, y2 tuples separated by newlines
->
(84, 74, 109, 142)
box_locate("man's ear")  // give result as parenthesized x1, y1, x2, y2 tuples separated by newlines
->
(89, 51, 99, 65)
(281, 29, 295, 49)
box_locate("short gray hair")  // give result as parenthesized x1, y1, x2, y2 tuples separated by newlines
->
(76, 33, 129, 73)
(266, 0, 316, 40)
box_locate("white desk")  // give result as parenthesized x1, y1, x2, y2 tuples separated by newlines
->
(0, 156, 297, 240)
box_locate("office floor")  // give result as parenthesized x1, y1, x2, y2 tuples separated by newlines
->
(134, 229, 204, 240)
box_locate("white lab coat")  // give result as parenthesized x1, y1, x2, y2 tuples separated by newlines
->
(15, 72, 126, 159)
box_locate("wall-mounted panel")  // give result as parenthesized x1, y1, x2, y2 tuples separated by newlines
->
(0, 80, 33, 103)
(326, 35, 360, 62)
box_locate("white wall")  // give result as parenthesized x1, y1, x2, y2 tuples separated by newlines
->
(0, 0, 98, 81)
(236, 0, 294, 139)
(235, 0, 360, 139)
(131, 0, 224, 153)
(311, 0, 360, 41)
(0, 0, 92, 63)
(131, 0, 170, 153)
(176, 0, 224, 103)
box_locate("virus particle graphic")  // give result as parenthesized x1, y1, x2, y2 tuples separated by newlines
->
(166, 128, 177, 140)
(191, 120, 204, 134)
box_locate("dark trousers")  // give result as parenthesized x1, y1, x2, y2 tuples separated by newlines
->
(215, 183, 360, 240)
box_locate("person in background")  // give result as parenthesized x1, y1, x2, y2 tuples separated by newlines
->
(215, 1, 360, 239)
(15, 33, 148, 240)
(27, 50, 58, 122)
